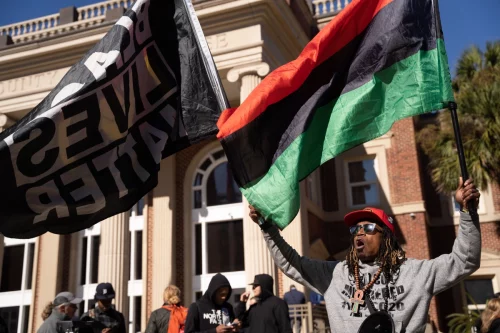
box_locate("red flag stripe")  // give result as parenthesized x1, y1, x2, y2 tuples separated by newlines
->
(217, 0, 394, 139)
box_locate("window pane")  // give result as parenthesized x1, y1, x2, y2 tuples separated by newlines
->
(194, 190, 202, 209)
(80, 237, 88, 285)
(200, 158, 212, 171)
(91, 236, 100, 284)
(206, 220, 244, 273)
(135, 231, 143, 280)
(1, 245, 24, 292)
(22, 306, 30, 333)
(464, 279, 494, 305)
(230, 288, 245, 309)
(0, 306, 19, 333)
(206, 163, 242, 206)
(195, 225, 202, 275)
(348, 160, 377, 183)
(26, 243, 35, 290)
(213, 150, 225, 161)
(194, 173, 203, 186)
(134, 296, 142, 333)
(352, 184, 379, 206)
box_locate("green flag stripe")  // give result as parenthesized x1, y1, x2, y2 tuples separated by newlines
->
(242, 39, 454, 229)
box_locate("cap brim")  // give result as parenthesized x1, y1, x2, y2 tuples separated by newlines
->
(344, 210, 384, 227)
(95, 294, 115, 300)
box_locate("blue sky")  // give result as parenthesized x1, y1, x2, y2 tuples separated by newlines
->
(1, 0, 499, 76)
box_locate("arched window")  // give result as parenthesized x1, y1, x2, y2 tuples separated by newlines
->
(191, 148, 245, 304)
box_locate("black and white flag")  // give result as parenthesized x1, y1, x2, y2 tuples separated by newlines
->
(0, 0, 227, 238)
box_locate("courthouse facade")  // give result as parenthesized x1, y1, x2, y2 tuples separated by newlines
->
(0, 1, 499, 332)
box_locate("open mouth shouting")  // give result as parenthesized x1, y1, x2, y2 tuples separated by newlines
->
(355, 238, 365, 251)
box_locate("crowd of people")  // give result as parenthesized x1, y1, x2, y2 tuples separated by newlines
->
(10, 179, 495, 333)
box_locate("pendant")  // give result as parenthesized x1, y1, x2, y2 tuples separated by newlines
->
(350, 290, 365, 314)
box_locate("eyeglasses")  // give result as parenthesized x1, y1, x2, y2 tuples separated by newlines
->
(252, 285, 259, 290)
(349, 223, 382, 235)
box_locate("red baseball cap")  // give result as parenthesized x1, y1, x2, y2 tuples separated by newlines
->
(344, 207, 395, 233)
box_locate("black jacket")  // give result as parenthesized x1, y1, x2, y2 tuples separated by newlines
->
(236, 274, 292, 333)
(488, 318, 500, 333)
(184, 273, 236, 333)
(145, 306, 171, 333)
(80, 306, 126, 333)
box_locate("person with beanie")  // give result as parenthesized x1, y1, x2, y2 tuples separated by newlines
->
(236, 274, 292, 333)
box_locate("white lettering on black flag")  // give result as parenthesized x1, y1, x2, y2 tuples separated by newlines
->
(0, 0, 224, 238)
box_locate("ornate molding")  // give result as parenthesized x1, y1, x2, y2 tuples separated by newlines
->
(227, 62, 270, 83)
(0, 113, 14, 129)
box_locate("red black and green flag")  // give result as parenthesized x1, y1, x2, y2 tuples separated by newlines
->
(217, 0, 454, 229)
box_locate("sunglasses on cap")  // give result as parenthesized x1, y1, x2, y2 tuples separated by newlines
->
(349, 223, 382, 236)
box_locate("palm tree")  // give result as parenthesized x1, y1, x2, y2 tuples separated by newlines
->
(417, 41, 500, 193)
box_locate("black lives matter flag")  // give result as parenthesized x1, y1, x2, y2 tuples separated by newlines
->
(0, 0, 227, 238)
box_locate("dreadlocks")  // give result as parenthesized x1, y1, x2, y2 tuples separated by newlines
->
(346, 224, 406, 282)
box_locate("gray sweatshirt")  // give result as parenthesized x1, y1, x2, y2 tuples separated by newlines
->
(262, 212, 480, 333)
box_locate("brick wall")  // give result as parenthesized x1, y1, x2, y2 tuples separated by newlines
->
(387, 118, 424, 204)
(277, 270, 284, 298)
(478, 222, 500, 253)
(31, 236, 43, 332)
(386, 119, 442, 328)
(146, 193, 154, 318)
(419, 150, 443, 218)
(394, 213, 429, 259)
(492, 183, 500, 213)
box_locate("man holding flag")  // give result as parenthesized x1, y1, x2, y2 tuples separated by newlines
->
(216, 0, 482, 331)
(249, 178, 480, 332)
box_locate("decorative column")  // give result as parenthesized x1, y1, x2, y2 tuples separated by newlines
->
(227, 63, 278, 291)
(227, 62, 270, 103)
(280, 184, 310, 295)
(0, 114, 14, 132)
(151, 156, 176, 308)
(99, 212, 130, 319)
(32, 234, 64, 332)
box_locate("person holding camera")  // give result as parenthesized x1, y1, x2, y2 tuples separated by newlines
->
(37, 292, 82, 333)
(80, 283, 126, 333)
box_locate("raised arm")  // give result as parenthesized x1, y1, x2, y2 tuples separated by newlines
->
(250, 206, 338, 294)
(414, 179, 481, 295)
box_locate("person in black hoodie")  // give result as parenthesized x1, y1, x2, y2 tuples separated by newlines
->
(236, 274, 292, 333)
(184, 273, 239, 333)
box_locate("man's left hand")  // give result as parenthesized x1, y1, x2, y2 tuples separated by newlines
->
(455, 178, 480, 209)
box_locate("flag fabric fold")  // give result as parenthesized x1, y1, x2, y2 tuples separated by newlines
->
(0, 0, 223, 238)
(217, 0, 454, 229)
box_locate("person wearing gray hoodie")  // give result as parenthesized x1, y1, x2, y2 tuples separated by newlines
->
(249, 178, 481, 333)
(37, 292, 82, 333)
